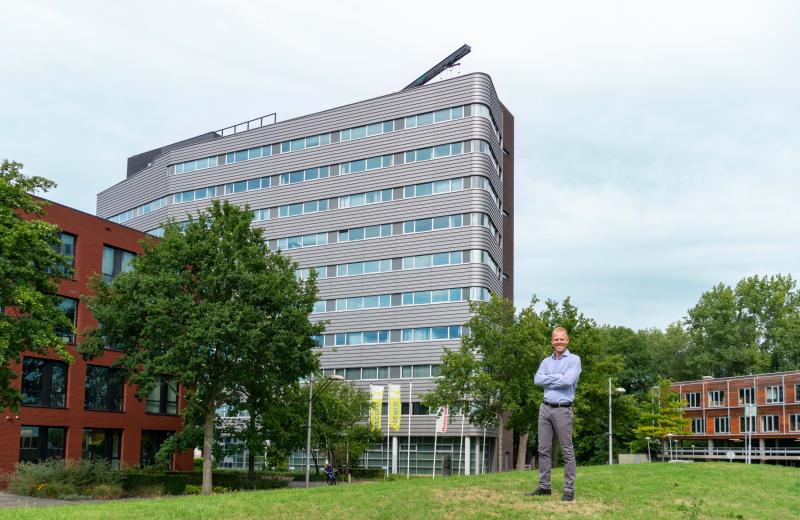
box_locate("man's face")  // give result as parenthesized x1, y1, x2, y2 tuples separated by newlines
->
(552, 330, 569, 355)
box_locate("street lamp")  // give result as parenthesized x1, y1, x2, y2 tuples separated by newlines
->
(666, 433, 674, 461)
(305, 373, 344, 488)
(645, 436, 651, 462)
(608, 378, 626, 465)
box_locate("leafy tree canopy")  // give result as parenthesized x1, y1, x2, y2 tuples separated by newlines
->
(0, 160, 73, 410)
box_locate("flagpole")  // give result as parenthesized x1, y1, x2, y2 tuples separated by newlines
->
(407, 380, 412, 479)
(482, 427, 487, 474)
(458, 412, 466, 475)
(386, 408, 391, 478)
(432, 424, 438, 479)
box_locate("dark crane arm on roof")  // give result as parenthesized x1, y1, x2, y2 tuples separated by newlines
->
(402, 44, 472, 91)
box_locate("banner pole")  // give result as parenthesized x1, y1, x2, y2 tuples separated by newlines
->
(458, 412, 466, 475)
(407, 380, 412, 479)
(432, 425, 438, 479)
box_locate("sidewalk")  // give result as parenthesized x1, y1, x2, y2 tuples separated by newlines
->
(0, 491, 103, 508)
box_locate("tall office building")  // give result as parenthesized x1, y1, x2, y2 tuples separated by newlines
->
(97, 71, 514, 474)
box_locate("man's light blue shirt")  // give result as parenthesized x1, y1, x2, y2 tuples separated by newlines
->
(534, 350, 582, 404)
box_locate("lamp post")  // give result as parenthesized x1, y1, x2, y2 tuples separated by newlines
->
(645, 436, 651, 462)
(305, 373, 344, 488)
(666, 433, 674, 461)
(608, 378, 626, 465)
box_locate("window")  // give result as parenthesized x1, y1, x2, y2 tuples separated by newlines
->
(790, 414, 800, 432)
(53, 232, 75, 275)
(684, 392, 700, 408)
(146, 378, 178, 415)
(690, 418, 705, 434)
(765, 385, 783, 404)
(84, 365, 124, 411)
(707, 390, 725, 407)
(140, 430, 174, 468)
(21, 358, 67, 407)
(740, 416, 756, 433)
(19, 426, 66, 462)
(102, 246, 135, 283)
(56, 297, 77, 344)
(796, 384, 800, 402)
(82, 428, 122, 468)
(760, 415, 780, 432)
(739, 387, 755, 405)
(714, 416, 730, 433)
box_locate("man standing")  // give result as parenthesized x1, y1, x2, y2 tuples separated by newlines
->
(529, 326, 581, 501)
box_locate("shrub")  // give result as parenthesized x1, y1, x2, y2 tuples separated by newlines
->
(184, 484, 201, 495)
(122, 473, 187, 495)
(8, 459, 121, 499)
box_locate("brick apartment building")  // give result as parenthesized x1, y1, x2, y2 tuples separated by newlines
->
(0, 199, 193, 478)
(671, 371, 800, 462)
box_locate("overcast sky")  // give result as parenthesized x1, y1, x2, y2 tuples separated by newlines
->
(2, 1, 798, 330)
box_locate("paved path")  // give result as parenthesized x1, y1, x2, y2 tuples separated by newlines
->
(0, 491, 103, 508)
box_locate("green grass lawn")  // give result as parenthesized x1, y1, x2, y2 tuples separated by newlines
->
(2, 463, 798, 519)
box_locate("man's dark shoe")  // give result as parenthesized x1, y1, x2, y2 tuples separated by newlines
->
(562, 491, 575, 502)
(525, 488, 551, 496)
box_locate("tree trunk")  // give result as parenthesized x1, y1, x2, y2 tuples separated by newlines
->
(202, 404, 215, 495)
(516, 432, 529, 470)
(497, 413, 504, 472)
(246, 416, 257, 481)
(311, 448, 320, 475)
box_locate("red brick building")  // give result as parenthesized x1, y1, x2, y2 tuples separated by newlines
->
(671, 372, 800, 462)
(1, 199, 193, 478)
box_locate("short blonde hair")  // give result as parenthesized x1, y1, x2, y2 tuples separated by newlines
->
(552, 326, 569, 338)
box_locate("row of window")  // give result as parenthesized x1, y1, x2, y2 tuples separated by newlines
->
(108, 196, 169, 225)
(114, 136, 501, 225)
(685, 386, 800, 408)
(315, 325, 463, 348)
(689, 415, 800, 434)
(322, 364, 441, 381)
(312, 287, 490, 314)
(295, 249, 501, 282)
(21, 357, 177, 414)
(275, 212, 500, 251)
(20, 426, 174, 468)
(171, 103, 500, 176)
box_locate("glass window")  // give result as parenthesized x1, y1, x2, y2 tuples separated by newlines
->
(452, 106, 464, 119)
(402, 366, 412, 378)
(766, 386, 784, 404)
(416, 183, 433, 197)
(366, 156, 382, 170)
(714, 416, 730, 433)
(290, 138, 305, 151)
(84, 365, 124, 411)
(379, 367, 389, 379)
(306, 135, 320, 148)
(56, 233, 75, 273)
(434, 109, 451, 123)
(146, 377, 178, 415)
(367, 123, 382, 136)
(102, 246, 136, 283)
(434, 145, 451, 158)
(362, 367, 378, 380)
(417, 112, 433, 126)
(19, 426, 66, 462)
(405, 116, 417, 128)
(431, 327, 449, 340)
(416, 147, 433, 161)
(432, 252, 449, 266)
(82, 428, 122, 468)
(405, 151, 416, 163)
(740, 416, 756, 433)
(383, 121, 394, 133)
(431, 289, 449, 303)
(348, 126, 365, 140)
(235, 150, 248, 162)
(415, 218, 432, 233)
(413, 365, 430, 378)
(707, 390, 725, 407)
(21, 357, 67, 407)
(739, 387, 755, 405)
(433, 216, 450, 230)
(248, 147, 262, 159)
(345, 368, 360, 381)
(55, 297, 77, 343)
(760, 415, 780, 432)
(452, 142, 463, 155)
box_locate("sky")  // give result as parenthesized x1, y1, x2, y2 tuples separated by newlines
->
(2, 1, 798, 330)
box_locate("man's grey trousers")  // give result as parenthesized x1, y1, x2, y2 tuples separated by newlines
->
(537, 403, 576, 492)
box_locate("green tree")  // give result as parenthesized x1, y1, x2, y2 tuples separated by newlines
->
(0, 160, 74, 410)
(632, 379, 690, 456)
(684, 275, 800, 377)
(81, 200, 322, 494)
(310, 380, 381, 476)
(424, 295, 545, 471)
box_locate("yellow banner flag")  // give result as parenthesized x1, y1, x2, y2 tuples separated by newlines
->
(369, 385, 384, 431)
(388, 384, 402, 431)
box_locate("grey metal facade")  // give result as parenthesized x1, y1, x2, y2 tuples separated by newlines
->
(96, 72, 513, 471)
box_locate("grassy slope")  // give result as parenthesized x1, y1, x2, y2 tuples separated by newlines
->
(2, 463, 799, 520)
